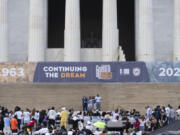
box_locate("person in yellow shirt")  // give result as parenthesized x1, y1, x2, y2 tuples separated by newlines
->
(60, 107, 68, 128)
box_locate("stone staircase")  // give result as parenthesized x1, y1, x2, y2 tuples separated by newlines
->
(0, 83, 180, 113)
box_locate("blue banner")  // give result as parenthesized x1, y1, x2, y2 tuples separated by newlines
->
(33, 62, 149, 83)
(146, 62, 180, 82)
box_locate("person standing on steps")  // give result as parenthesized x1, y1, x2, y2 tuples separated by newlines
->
(82, 96, 88, 111)
(95, 94, 102, 111)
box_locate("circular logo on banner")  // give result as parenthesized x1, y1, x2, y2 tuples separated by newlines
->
(133, 68, 141, 76)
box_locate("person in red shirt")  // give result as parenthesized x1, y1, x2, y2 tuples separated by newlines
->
(27, 119, 35, 127)
(133, 118, 140, 131)
(23, 118, 35, 134)
(10, 116, 18, 133)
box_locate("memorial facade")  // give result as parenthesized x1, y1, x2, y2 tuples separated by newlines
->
(0, 0, 178, 62)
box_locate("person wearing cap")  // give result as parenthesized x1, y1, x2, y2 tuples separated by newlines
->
(60, 107, 68, 128)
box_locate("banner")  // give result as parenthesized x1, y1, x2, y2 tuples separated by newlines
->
(33, 62, 149, 83)
(146, 62, 180, 82)
(0, 62, 180, 83)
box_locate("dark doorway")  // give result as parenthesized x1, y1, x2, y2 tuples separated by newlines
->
(48, 0, 135, 61)
(117, 0, 135, 61)
(48, 0, 65, 48)
(80, 0, 102, 48)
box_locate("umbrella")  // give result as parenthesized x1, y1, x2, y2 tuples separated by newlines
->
(93, 121, 106, 129)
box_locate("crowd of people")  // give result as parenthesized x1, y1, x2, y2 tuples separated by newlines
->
(0, 95, 180, 135)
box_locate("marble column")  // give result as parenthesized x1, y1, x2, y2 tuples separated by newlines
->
(102, 0, 119, 61)
(0, 0, 8, 62)
(28, 0, 47, 62)
(173, 0, 180, 61)
(64, 0, 81, 61)
(137, 0, 154, 61)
